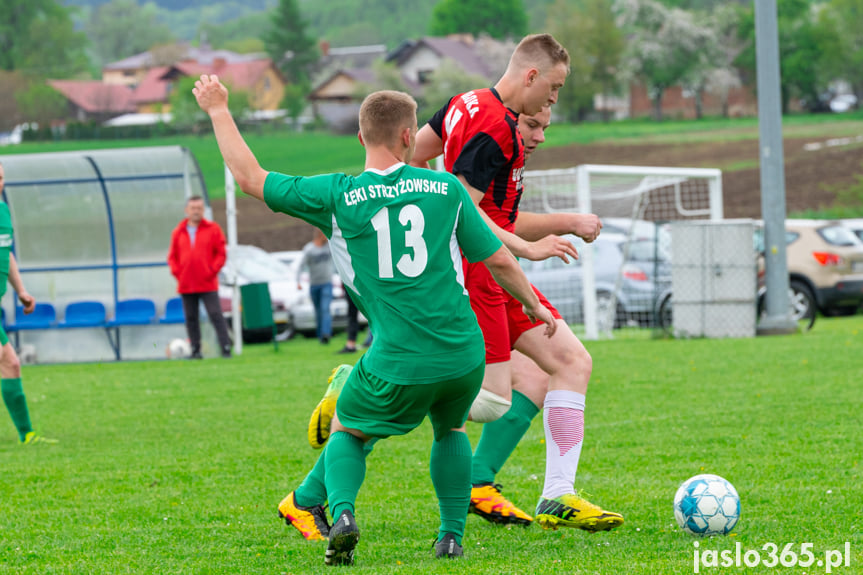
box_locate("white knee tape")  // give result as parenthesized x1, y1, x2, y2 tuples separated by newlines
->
(469, 388, 512, 423)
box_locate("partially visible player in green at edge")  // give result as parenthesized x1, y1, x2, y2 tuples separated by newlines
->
(192, 75, 557, 565)
(0, 161, 57, 445)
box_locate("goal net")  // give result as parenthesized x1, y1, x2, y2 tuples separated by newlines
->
(520, 164, 723, 340)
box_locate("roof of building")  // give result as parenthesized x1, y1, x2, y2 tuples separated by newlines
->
(388, 36, 492, 79)
(48, 81, 136, 114)
(131, 59, 277, 105)
(103, 44, 263, 71)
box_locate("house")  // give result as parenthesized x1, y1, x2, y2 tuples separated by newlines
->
(131, 58, 285, 114)
(628, 82, 757, 119)
(386, 35, 508, 88)
(49, 45, 286, 123)
(308, 35, 510, 130)
(47, 81, 136, 123)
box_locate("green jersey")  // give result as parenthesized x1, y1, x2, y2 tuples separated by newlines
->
(264, 163, 502, 385)
(0, 202, 13, 297)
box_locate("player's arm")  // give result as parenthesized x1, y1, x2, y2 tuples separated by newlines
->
(459, 175, 578, 263)
(482, 246, 556, 337)
(409, 124, 443, 169)
(515, 211, 602, 243)
(7, 253, 35, 314)
(193, 74, 268, 202)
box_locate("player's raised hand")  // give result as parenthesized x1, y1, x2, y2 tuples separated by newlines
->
(525, 234, 579, 263)
(522, 304, 557, 338)
(18, 291, 35, 314)
(193, 74, 229, 115)
(572, 213, 602, 243)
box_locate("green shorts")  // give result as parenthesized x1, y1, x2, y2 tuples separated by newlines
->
(0, 324, 8, 347)
(336, 359, 484, 442)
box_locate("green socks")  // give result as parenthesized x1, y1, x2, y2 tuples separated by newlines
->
(2, 378, 33, 442)
(325, 431, 367, 520)
(471, 390, 540, 485)
(294, 446, 328, 508)
(430, 430, 472, 545)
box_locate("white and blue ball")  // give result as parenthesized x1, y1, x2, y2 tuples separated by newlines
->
(673, 474, 740, 537)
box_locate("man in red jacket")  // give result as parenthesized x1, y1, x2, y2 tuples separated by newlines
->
(167, 196, 232, 359)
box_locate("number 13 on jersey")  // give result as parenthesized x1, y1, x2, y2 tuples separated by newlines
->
(371, 205, 428, 279)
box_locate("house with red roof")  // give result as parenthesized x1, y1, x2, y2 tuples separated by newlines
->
(47, 81, 136, 123)
(49, 45, 285, 122)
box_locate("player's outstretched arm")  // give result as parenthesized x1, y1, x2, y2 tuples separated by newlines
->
(193, 74, 268, 202)
(8, 254, 35, 314)
(458, 175, 578, 263)
(515, 211, 602, 243)
(482, 246, 556, 338)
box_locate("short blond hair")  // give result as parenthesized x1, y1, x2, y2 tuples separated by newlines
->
(358, 90, 417, 147)
(509, 33, 570, 74)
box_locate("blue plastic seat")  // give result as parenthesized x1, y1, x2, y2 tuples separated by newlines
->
(13, 303, 57, 329)
(59, 301, 106, 328)
(109, 298, 156, 326)
(159, 297, 185, 324)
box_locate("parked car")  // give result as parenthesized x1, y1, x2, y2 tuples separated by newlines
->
(270, 250, 366, 338)
(755, 220, 863, 318)
(218, 245, 298, 340)
(520, 233, 671, 329)
(841, 219, 863, 243)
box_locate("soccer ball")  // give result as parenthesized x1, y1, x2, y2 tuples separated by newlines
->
(673, 474, 740, 537)
(166, 338, 192, 360)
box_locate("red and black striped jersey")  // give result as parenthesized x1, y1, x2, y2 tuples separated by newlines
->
(428, 88, 524, 233)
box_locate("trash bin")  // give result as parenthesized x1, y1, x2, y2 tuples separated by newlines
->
(240, 282, 277, 350)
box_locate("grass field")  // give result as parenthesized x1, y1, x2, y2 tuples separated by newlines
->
(4, 112, 863, 200)
(2, 318, 861, 574)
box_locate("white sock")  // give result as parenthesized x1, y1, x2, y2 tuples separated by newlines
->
(541, 389, 586, 499)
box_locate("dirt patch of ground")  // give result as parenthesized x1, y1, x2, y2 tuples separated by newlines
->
(212, 134, 863, 251)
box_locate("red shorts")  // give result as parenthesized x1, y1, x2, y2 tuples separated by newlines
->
(464, 258, 562, 365)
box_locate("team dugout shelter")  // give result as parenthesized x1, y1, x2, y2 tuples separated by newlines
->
(0, 146, 214, 363)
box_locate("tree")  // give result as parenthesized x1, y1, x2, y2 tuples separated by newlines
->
(85, 0, 175, 68)
(430, 0, 528, 40)
(618, 0, 713, 120)
(15, 81, 68, 125)
(0, 0, 88, 76)
(264, 0, 318, 86)
(18, 4, 90, 78)
(819, 0, 863, 102)
(417, 59, 491, 122)
(735, 0, 831, 113)
(547, 0, 624, 122)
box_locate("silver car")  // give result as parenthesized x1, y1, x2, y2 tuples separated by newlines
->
(520, 234, 671, 328)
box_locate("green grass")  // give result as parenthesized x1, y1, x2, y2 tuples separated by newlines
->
(4, 112, 863, 199)
(2, 318, 862, 574)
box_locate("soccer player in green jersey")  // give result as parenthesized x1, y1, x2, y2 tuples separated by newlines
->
(0, 161, 55, 445)
(193, 75, 556, 564)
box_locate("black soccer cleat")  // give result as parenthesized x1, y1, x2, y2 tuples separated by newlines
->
(434, 533, 464, 559)
(325, 510, 360, 566)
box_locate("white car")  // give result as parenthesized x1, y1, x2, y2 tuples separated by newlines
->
(270, 250, 367, 337)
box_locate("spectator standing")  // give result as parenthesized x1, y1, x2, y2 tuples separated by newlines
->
(167, 196, 232, 359)
(299, 228, 334, 344)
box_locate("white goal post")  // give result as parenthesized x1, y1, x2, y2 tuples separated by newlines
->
(521, 164, 724, 340)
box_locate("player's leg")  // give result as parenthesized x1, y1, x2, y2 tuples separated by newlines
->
(321, 360, 429, 565)
(428, 361, 484, 558)
(1, 334, 30, 443)
(277, 448, 332, 541)
(181, 293, 203, 359)
(201, 291, 232, 357)
(514, 308, 623, 532)
(308, 364, 352, 449)
(469, 350, 545, 526)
